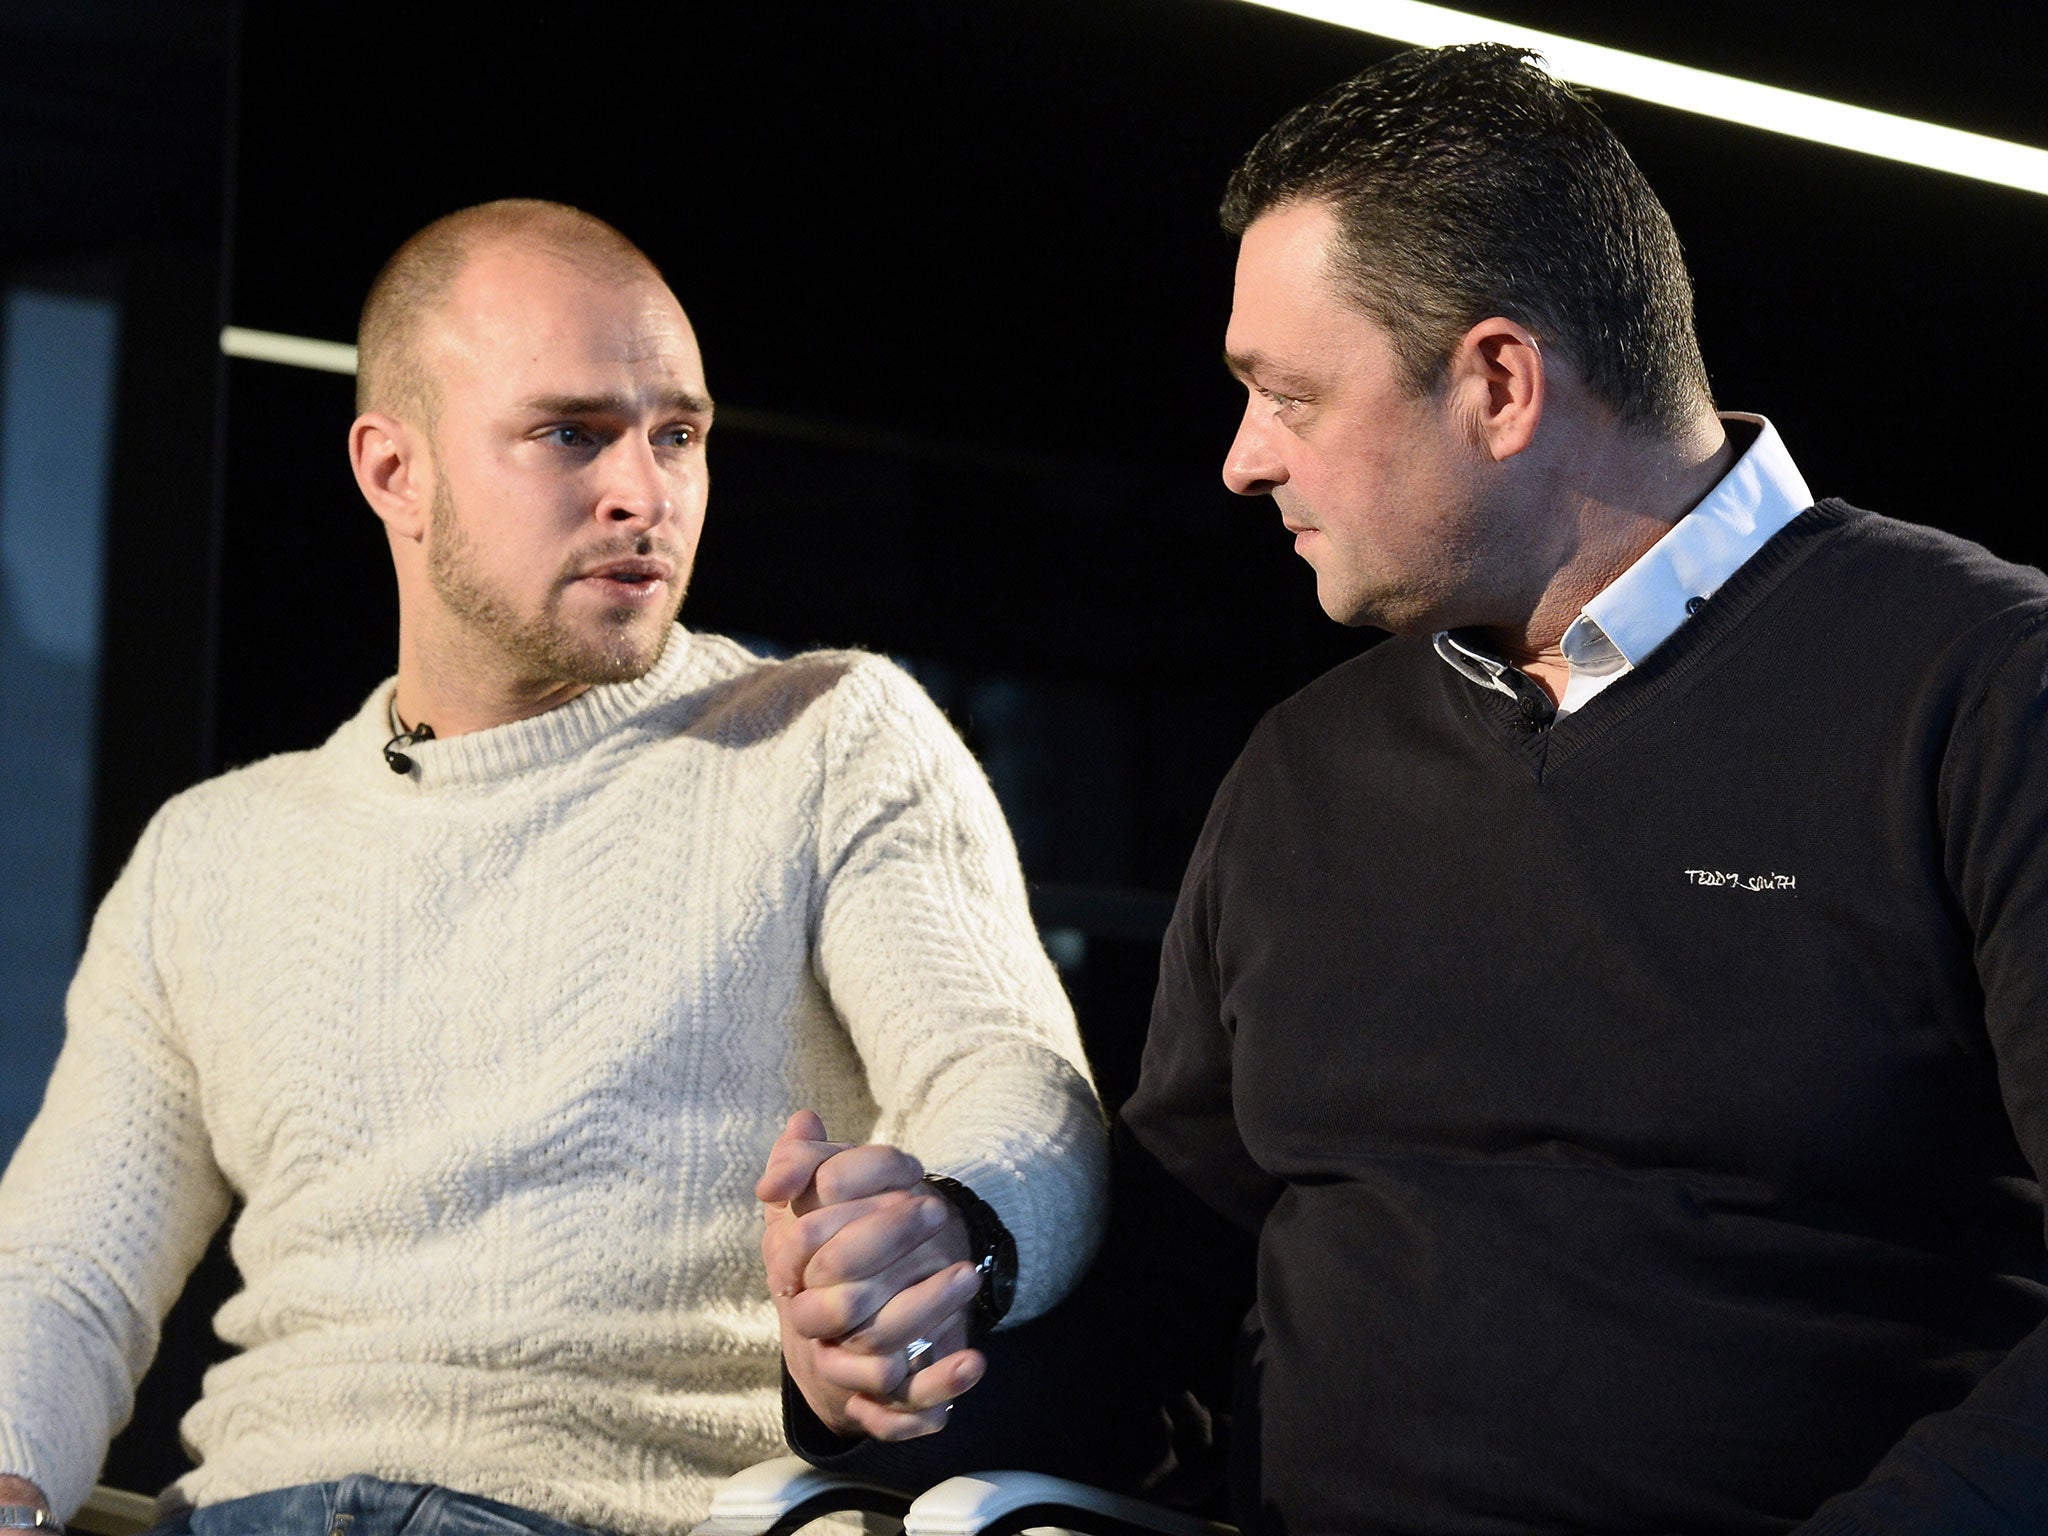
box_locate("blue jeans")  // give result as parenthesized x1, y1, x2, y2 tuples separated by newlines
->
(146, 1474, 617, 1536)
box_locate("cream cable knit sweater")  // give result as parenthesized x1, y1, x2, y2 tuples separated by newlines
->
(0, 628, 1106, 1533)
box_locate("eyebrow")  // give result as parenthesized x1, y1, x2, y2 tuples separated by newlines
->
(516, 389, 715, 418)
(1222, 348, 1315, 391)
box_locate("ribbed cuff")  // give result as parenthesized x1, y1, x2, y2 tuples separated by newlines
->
(0, 1422, 66, 1523)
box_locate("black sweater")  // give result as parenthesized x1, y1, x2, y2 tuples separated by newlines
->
(1123, 502, 2048, 1535)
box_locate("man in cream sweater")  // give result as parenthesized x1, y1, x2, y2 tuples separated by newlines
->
(0, 201, 1106, 1535)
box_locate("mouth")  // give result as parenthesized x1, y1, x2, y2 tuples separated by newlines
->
(1278, 501, 1317, 535)
(575, 556, 676, 603)
(1283, 522, 1324, 563)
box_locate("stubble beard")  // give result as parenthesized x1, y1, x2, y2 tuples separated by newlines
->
(426, 481, 686, 689)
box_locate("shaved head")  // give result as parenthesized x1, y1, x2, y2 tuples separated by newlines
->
(355, 199, 664, 426)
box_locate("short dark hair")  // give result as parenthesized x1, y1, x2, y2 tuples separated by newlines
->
(356, 199, 661, 424)
(1221, 44, 1712, 437)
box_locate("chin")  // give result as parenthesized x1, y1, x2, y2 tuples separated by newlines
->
(582, 621, 674, 682)
(525, 610, 676, 688)
(1317, 584, 1380, 629)
(1322, 586, 1425, 635)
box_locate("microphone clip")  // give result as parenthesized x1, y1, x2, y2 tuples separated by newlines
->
(383, 720, 435, 775)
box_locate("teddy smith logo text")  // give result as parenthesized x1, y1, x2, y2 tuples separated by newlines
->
(1684, 869, 1797, 893)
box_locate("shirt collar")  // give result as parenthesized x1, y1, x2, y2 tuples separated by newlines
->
(1566, 413, 1812, 669)
(1434, 413, 1812, 707)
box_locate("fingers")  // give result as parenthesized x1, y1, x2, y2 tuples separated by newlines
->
(760, 1126, 976, 1440)
(754, 1111, 846, 1205)
(807, 1332, 978, 1404)
(754, 1118, 926, 1214)
(764, 1189, 913, 1302)
(805, 1288, 985, 1443)
(762, 1202, 813, 1300)
(803, 1189, 948, 1283)
(779, 1194, 972, 1339)
(837, 1347, 987, 1441)
(807, 1142, 927, 1210)
(785, 1237, 953, 1338)
(786, 1261, 978, 1384)
(763, 1174, 953, 1302)
(773, 1215, 984, 1447)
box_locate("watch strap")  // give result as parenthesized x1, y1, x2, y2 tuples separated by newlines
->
(921, 1172, 1017, 1336)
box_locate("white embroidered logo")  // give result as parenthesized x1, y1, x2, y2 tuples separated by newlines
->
(1685, 869, 1797, 893)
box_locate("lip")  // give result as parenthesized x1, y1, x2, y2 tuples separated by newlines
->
(579, 556, 676, 583)
(574, 556, 676, 605)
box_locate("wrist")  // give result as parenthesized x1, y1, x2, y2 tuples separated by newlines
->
(0, 1477, 56, 1532)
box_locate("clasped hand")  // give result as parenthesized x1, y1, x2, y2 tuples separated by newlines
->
(758, 1110, 985, 1439)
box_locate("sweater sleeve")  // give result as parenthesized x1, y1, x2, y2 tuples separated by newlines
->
(0, 811, 234, 1519)
(810, 656, 1106, 1323)
(1103, 735, 1272, 1461)
(1121, 731, 1285, 1237)
(1795, 615, 2048, 1536)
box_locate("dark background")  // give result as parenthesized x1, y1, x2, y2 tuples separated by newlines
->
(3, 0, 2046, 1495)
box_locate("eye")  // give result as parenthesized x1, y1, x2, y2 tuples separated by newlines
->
(1258, 387, 1301, 412)
(545, 424, 596, 449)
(655, 424, 697, 449)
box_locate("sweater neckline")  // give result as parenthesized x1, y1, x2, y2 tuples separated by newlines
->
(334, 625, 701, 793)
(1459, 500, 1857, 780)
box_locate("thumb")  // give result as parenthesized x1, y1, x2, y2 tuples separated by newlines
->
(756, 1110, 834, 1203)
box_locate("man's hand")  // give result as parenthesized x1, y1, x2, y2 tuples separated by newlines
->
(758, 1110, 986, 1440)
(0, 1476, 50, 1518)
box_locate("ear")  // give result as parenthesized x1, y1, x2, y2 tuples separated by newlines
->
(349, 412, 432, 541)
(1447, 317, 1545, 462)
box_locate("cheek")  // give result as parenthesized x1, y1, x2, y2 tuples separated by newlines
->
(677, 469, 710, 536)
(678, 485, 709, 542)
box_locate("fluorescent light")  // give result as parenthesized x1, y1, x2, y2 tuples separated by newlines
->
(220, 325, 358, 375)
(1235, 0, 2048, 197)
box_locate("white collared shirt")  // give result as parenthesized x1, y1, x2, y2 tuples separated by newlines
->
(1434, 413, 1814, 720)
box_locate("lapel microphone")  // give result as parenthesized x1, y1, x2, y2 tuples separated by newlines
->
(383, 720, 436, 775)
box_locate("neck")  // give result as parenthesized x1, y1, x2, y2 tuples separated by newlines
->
(392, 622, 592, 740)
(1475, 413, 1736, 701)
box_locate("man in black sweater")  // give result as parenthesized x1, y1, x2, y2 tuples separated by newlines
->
(1115, 42, 2048, 1536)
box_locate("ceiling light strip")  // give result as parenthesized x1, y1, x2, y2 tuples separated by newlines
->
(220, 325, 359, 375)
(1236, 0, 2048, 197)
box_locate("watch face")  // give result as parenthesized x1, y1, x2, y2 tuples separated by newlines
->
(980, 1224, 1018, 1327)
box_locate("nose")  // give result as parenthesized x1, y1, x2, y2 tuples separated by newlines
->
(598, 435, 676, 528)
(1222, 400, 1287, 497)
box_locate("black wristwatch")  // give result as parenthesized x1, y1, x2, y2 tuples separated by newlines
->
(922, 1173, 1017, 1337)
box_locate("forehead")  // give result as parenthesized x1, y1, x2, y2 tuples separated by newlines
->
(1226, 201, 1392, 383)
(1231, 201, 1344, 324)
(424, 242, 707, 409)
